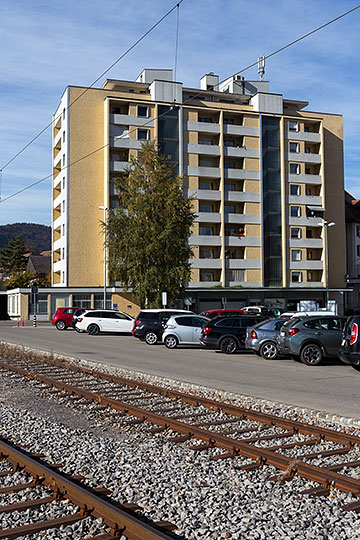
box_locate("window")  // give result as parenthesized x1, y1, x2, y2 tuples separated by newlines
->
(290, 184, 300, 196)
(198, 116, 212, 123)
(289, 142, 299, 153)
(192, 317, 206, 327)
(291, 228, 301, 239)
(199, 204, 213, 212)
(62, 154, 65, 166)
(224, 118, 235, 125)
(62, 131, 65, 143)
(224, 205, 235, 214)
(37, 295, 48, 315)
(224, 161, 235, 169)
(215, 318, 234, 327)
(200, 272, 214, 282)
(176, 316, 193, 327)
(200, 248, 214, 258)
(62, 177, 65, 189)
(229, 270, 245, 281)
(62, 224, 65, 236)
(137, 129, 149, 140)
(290, 206, 301, 217)
(199, 182, 213, 190)
(307, 271, 313, 281)
(72, 295, 91, 309)
(224, 140, 235, 147)
(357, 245, 360, 257)
(61, 247, 65, 260)
(291, 271, 302, 282)
(289, 121, 299, 132)
(61, 271, 65, 283)
(62, 200, 65, 212)
(62, 108, 65, 120)
(289, 163, 300, 174)
(137, 105, 148, 117)
(306, 187, 312, 196)
(199, 139, 212, 145)
(199, 226, 212, 235)
(224, 183, 235, 192)
(94, 294, 112, 309)
(291, 250, 302, 261)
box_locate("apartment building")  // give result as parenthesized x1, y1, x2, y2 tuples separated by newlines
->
(51, 68, 347, 312)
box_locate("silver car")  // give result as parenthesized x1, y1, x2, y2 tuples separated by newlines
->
(162, 314, 209, 349)
(244, 318, 290, 359)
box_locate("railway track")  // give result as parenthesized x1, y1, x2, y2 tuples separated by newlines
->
(0, 343, 359, 537)
(0, 435, 179, 539)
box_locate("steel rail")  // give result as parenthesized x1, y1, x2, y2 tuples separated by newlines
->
(1, 360, 359, 497)
(3, 356, 360, 447)
(0, 437, 177, 540)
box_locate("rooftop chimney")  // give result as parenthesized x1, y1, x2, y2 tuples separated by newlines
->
(200, 72, 219, 91)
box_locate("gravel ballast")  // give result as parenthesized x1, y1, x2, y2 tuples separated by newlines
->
(0, 348, 360, 539)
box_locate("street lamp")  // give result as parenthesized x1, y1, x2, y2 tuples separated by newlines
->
(99, 206, 109, 309)
(317, 220, 335, 308)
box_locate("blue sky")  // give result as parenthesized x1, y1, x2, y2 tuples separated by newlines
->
(0, 0, 359, 226)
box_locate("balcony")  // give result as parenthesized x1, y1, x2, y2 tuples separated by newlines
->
(111, 113, 155, 128)
(187, 281, 222, 288)
(186, 189, 221, 201)
(185, 144, 220, 156)
(223, 125, 259, 137)
(226, 191, 260, 203)
(188, 235, 221, 246)
(289, 238, 323, 249)
(186, 166, 221, 178)
(286, 131, 321, 143)
(226, 259, 261, 269)
(289, 260, 324, 270)
(288, 216, 323, 227)
(287, 152, 321, 164)
(289, 281, 324, 288)
(225, 169, 260, 180)
(225, 214, 261, 224)
(190, 259, 222, 269)
(185, 121, 220, 134)
(112, 138, 143, 150)
(110, 161, 129, 172)
(226, 236, 261, 247)
(288, 173, 322, 185)
(194, 212, 221, 223)
(224, 147, 259, 159)
(288, 195, 322, 205)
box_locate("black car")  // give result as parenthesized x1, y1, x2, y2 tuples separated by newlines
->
(339, 316, 360, 371)
(200, 315, 266, 354)
(132, 309, 194, 345)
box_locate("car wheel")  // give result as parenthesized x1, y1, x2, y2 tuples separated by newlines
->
(300, 343, 323, 366)
(145, 331, 158, 345)
(88, 324, 100, 336)
(220, 337, 237, 354)
(164, 335, 178, 349)
(55, 320, 66, 331)
(259, 341, 278, 360)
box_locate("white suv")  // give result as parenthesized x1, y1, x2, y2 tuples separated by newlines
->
(75, 310, 134, 335)
(162, 314, 209, 349)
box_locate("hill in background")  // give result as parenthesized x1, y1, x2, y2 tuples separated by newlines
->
(0, 223, 51, 253)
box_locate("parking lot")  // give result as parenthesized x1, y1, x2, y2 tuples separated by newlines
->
(0, 320, 358, 420)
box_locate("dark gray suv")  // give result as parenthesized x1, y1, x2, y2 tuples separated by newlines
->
(277, 315, 346, 366)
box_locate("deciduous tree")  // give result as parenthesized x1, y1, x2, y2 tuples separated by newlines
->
(106, 141, 194, 307)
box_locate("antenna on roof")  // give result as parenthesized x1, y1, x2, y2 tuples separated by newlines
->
(258, 56, 265, 81)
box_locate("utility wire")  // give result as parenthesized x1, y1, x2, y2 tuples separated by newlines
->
(1, 3, 359, 205)
(0, 0, 184, 172)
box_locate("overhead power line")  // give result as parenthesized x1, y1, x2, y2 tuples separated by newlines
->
(0, 0, 184, 172)
(1, 3, 359, 205)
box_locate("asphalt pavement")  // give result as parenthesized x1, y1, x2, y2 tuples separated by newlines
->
(0, 321, 358, 421)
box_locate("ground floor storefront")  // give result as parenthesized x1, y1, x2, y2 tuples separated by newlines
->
(0, 285, 351, 321)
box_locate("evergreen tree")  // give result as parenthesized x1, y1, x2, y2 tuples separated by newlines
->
(0, 235, 27, 275)
(107, 141, 195, 307)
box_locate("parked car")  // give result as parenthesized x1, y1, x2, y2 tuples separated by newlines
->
(200, 315, 266, 354)
(72, 308, 96, 332)
(241, 306, 274, 317)
(162, 314, 209, 348)
(75, 309, 134, 335)
(199, 309, 244, 319)
(132, 309, 194, 345)
(339, 316, 360, 371)
(277, 315, 346, 366)
(52, 307, 81, 331)
(244, 318, 291, 359)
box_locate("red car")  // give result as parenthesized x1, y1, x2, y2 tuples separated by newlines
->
(199, 309, 245, 320)
(52, 307, 81, 331)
